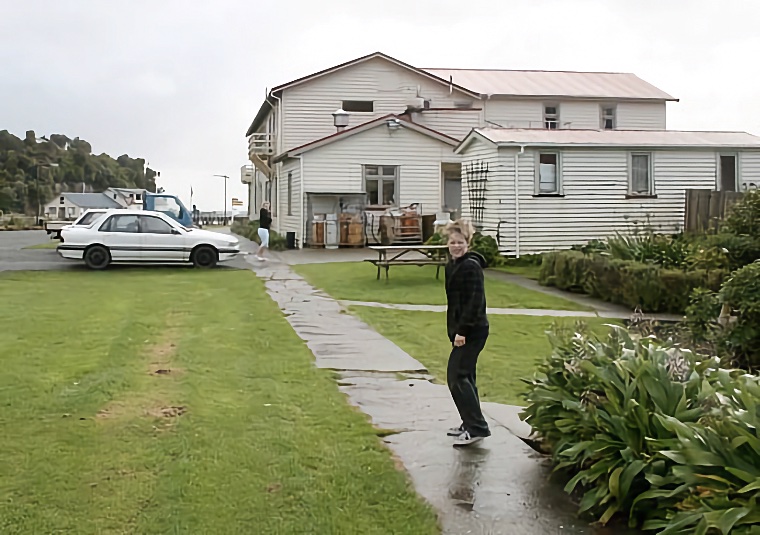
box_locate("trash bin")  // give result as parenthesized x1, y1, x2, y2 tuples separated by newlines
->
(286, 231, 296, 249)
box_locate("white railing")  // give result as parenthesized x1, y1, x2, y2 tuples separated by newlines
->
(248, 132, 274, 156)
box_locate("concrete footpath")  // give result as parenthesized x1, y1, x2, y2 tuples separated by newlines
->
(244, 253, 639, 535)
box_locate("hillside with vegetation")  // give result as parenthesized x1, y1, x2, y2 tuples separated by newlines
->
(0, 129, 157, 215)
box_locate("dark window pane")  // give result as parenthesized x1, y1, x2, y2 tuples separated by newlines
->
(631, 155, 650, 194)
(365, 166, 379, 176)
(140, 215, 174, 234)
(382, 180, 395, 205)
(381, 166, 396, 176)
(342, 100, 374, 112)
(366, 179, 379, 204)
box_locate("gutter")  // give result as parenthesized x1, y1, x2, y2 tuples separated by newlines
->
(295, 154, 305, 249)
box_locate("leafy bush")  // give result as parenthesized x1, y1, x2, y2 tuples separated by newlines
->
(719, 262, 760, 371)
(522, 324, 760, 533)
(684, 288, 721, 343)
(724, 189, 760, 236)
(231, 219, 288, 251)
(539, 251, 726, 313)
(696, 233, 760, 272)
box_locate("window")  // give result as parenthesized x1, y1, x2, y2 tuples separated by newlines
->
(287, 172, 293, 216)
(152, 196, 182, 219)
(135, 193, 142, 201)
(454, 101, 474, 109)
(536, 153, 561, 194)
(364, 165, 398, 206)
(342, 100, 374, 113)
(59, 196, 65, 204)
(544, 104, 559, 129)
(629, 153, 653, 195)
(77, 211, 104, 226)
(139, 215, 174, 234)
(601, 105, 616, 130)
(100, 214, 139, 233)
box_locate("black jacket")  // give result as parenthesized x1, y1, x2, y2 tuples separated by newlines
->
(259, 208, 272, 230)
(445, 251, 489, 341)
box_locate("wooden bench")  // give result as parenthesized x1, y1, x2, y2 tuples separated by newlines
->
(365, 245, 450, 280)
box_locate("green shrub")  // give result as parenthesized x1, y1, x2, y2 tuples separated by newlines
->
(231, 220, 288, 251)
(720, 261, 760, 370)
(684, 288, 722, 343)
(724, 189, 760, 236)
(696, 233, 760, 271)
(522, 325, 760, 533)
(539, 251, 726, 314)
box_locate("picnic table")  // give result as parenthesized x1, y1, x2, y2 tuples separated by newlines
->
(366, 245, 450, 280)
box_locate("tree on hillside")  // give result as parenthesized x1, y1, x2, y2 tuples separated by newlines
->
(0, 130, 157, 214)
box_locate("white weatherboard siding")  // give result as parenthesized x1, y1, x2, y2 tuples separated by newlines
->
(281, 57, 474, 150)
(460, 139, 511, 249)
(275, 160, 302, 239)
(415, 109, 483, 140)
(461, 145, 732, 256)
(741, 152, 760, 189)
(484, 100, 543, 128)
(301, 124, 458, 216)
(616, 102, 666, 130)
(559, 101, 602, 129)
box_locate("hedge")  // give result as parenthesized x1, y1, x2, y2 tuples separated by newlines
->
(539, 251, 726, 314)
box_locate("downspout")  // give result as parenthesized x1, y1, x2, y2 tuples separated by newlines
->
(514, 145, 525, 258)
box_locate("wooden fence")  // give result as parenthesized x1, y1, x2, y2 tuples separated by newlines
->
(684, 189, 744, 233)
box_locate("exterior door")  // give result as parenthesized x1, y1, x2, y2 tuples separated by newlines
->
(138, 214, 187, 262)
(97, 214, 142, 261)
(720, 155, 737, 192)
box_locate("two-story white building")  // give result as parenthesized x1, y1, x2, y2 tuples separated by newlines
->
(243, 52, 760, 253)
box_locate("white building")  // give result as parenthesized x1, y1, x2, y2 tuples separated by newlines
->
(44, 188, 146, 220)
(243, 51, 760, 251)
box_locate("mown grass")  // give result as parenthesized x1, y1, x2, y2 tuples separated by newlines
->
(294, 262, 589, 311)
(351, 307, 618, 406)
(0, 269, 438, 534)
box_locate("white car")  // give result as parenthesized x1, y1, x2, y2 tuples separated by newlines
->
(57, 209, 241, 270)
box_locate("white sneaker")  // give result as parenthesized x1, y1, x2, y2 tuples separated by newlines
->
(453, 431, 485, 448)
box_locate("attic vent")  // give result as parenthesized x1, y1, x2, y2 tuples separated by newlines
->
(454, 101, 473, 109)
(423, 99, 431, 110)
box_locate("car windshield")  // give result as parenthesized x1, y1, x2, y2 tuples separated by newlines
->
(77, 212, 105, 226)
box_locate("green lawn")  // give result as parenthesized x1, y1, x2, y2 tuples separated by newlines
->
(23, 241, 59, 249)
(0, 270, 438, 534)
(491, 264, 542, 280)
(351, 307, 617, 406)
(294, 262, 589, 311)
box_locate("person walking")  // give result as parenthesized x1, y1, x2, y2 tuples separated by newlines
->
(257, 201, 272, 261)
(443, 219, 490, 447)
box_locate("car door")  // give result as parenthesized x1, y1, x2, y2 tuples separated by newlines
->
(97, 214, 142, 261)
(138, 214, 188, 262)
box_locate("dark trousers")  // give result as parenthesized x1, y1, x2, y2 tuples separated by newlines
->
(447, 335, 490, 437)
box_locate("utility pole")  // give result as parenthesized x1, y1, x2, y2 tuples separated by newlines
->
(213, 174, 229, 225)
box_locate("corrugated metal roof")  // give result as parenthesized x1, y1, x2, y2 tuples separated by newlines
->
(468, 128, 760, 148)
(63, 193, 122, 209)
(423, 69, 677, 101)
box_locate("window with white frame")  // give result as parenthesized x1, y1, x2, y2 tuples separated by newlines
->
(629, 153, 653, 195)
(544, 104, 559, 129)
(601, 105, 616, 130)
(536, 153, 561, 194)
(364, 165, 398, 206)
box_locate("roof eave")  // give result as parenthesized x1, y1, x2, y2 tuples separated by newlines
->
(245, 99, 274, 137)
(491, 142, 760, 150)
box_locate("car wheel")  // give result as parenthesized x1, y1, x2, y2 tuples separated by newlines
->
(84, 245, 111, 270)
(192, 245, 217, 268)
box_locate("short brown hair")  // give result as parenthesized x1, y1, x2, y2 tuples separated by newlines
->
(442, 218, 475, 244)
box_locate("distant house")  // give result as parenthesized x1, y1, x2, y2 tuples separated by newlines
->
(244, 51, 760, 251)
(43, 188, 146, 220)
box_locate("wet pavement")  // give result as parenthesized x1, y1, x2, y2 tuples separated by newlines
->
(246, 254, 641, 535)
(0, 230, 74, 271)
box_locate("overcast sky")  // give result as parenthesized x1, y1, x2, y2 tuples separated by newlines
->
(2, 0, 758, 211)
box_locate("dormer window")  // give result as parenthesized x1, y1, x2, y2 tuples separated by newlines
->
(342, 100, 374, 112)
(544, 104, 559, 129)
(601, 105, 616, 130)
